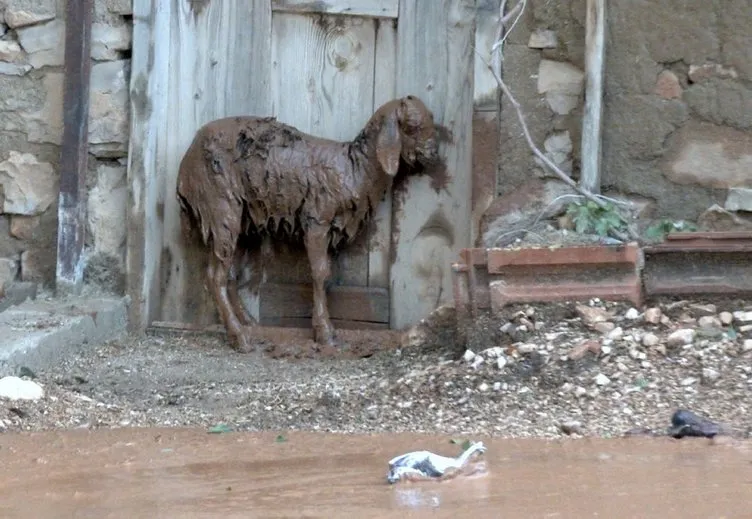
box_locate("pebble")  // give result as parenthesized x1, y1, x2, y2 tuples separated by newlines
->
(667, 328, 695, 347)
(0, 376, 44, 401)
(462, 349, 476, 363)
(642, 332, 660, 347)
(698, 315, 722, 329)
(594, 322, 616, 334)
(606, 327, 624, 340)
(574, 386, 588, 397)
(644, 307, 662, 324)
(478, 382, 490, 392)
(482, 346, 505, 358)
(624, 308, 640, 320)
(594, 373, 611, 386)
(733, 311, 752, 323)
(742, 339, 752, 352)
(496, 356, 508, 369)
(680, 377, 697, 386)
(471, 356, 484, 369)
(702, 368, 721, 384)
(719, 312, 734, 325)
(517, 343, 537, 354)
(493, 382, 502, 391)
(600, 345, 612, 356)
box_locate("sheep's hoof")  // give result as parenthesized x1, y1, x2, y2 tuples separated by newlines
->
(231, 330, 255, 353)
(313, 327, 339, 348)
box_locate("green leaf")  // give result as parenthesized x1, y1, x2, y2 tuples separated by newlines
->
(460, 439, 472, 451)
(726, 327, 737, 340)
(275, 434, 287, 443)
(208, 423, 233, 434)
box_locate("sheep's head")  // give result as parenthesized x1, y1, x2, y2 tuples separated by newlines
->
(375, 95, 439, 176)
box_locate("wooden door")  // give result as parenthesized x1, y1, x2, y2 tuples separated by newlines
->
(127, 0, 475, 332)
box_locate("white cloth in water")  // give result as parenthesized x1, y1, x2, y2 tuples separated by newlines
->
(386, 441, 486, 484)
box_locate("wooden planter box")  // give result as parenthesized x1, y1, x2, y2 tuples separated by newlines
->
(643, 232, 752, 297)
(452, 243, 643, 320)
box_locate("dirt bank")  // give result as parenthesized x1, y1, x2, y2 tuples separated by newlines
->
(0, 297, 750, 439)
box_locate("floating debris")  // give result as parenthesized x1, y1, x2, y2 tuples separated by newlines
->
(386, 441, 486, 484)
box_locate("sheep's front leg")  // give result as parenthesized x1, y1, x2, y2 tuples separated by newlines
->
(207, 254, 254, 353)
(304, 225, 336, 346)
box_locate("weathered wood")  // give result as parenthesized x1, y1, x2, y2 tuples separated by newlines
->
(580, 0, 606, 194)
(261, 317, 390, 330)
(391, 0, 476, 329)
(259, 283, 390, 324)
(271, 0, 399, 18)
(368, 17, 398, 289)
(159, 0, 272, 325)
(56, 0, 93, 297)
(270, 12, 377, 287)
(473, 0, 502, 111)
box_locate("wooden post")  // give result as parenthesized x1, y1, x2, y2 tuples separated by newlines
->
(580, 0, 606, 194)
(55, 0, 93, 296)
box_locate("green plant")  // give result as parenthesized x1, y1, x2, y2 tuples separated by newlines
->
(643, 219, 698, 242)
(565, 200, 626, 237)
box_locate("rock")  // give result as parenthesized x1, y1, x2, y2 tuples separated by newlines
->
(667, 328, 696, 347)
(701, 367, 720, 384)
(568, 340, 601, 360)
(0, 258, 17, 290)
(697, 315, 722, 329)
(471, 355, 484, 369)
(91, 22, 132, 61)
(594, 321, 615, 334)
(644, 307, 662, 324)
(725, 188, 752, 212)
(665, 122, 752, 189)
(3, 0, 56, 28)
(97, 0, 133, 16)
(24, 72, 63, 145)
(742, 339, 752, 352)
(733, 311, 752, 323)
(493, 381, 502, 391)
(0, 61, 32, 75)
(697, 204, 752, 232)
(528, 29, 558, 49)
(0, 151, 57, 215)
(689, 303, 717, 316)
(642, 332, 660, 347)
(87, 163, 127, 257)
(9, 215, 40, 240)
(654, 70, 682, 99)
(481, 346, 504, 359)
(655, 344, 667, 356)
(600, 345, 612, 355)
(462, 349, 476, 363)
(576, 304, 612, 326)
(559, 421, 584, 435)
(719, 311, 734, 325)
(0, 376, 44, 400)
(0, 40, 26, 63)
(537, 60, 584, 115)
(739, 324, 752, 333)
(574, 386, 588, 398)
(478, 382, 490, 392)
(594, 373, 611, 386)
(20, 248, 54, 283)
(688, 63, 738, 83)
(517, 343, 537, 354)
(496, 356, 508, 370)
(607, 327, 624, 340)
(542, 131, 573, 172)
(680, 377, 697, 387)
(16, 19, 64, 68)
(624, 308, 640, 320)
(88, 60, 131, 156)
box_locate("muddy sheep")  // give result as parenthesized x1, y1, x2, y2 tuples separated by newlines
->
(177, 95, 440, 352)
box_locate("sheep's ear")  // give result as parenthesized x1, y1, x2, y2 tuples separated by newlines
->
(376, 112, 401, 176)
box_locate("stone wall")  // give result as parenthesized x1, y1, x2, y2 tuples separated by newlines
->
(483, 0, 752, 244)
(0, 0, 131, 295)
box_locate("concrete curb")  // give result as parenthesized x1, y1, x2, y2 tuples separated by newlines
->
(0, 297, 128, 372)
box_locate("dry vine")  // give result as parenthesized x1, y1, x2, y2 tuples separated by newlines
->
(480, 0, 640, 242)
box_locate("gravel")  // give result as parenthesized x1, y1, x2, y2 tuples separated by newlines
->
(1, 297, 751, 439)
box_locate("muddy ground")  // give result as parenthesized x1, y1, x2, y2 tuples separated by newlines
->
(0, 297, 750, 439)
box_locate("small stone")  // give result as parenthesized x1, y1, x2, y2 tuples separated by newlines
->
(624, 308, 640, 320)
(0, 151, 57, 215)
(482, 346, 504, 359)
(493, 381, 502, 391)
(0, 40, 25, 63)
(698, 315, 722, 329)
(478, 382, 490, 392)
(91, 22, 132, 61)
(528, 29, 558, 49)
(742, 339, 752, 352)
(667, 328, 696, 347)
(642, 332, 660, 347)
(594, 321, 616, 334)
(16, 19, 64, 68)
(644, 307, 662, 324)
(733, 311, 752, 323)
(0, 376, 44, 400)
(688, 63, 738, 82)
(719, 312, 734, 325)
(559, 421, 583, 435)
(680, 377, 697, 386)
(600, 345, 612, 356)
(576, 304, 612, 326)
(724, 188, 752, 212)
(574, 386, 588, 397)
(471, 356, 484, 370)
(660, 315, 671, 325)
(594, 373, 611, 386)
(517, 343, 537, 354)
(654, 70, 682, 99)
(607, 327, 624, 340)
(655, 344, 667, 356)
(3, 0, 56, 28)
(495, 355, 508, 369)
(702, 368, 721, 384)
(462, 349, 476, 363)
(740, 324, 752, 333)
(690, 303, 717, 316)
(568, 340, 600, 360)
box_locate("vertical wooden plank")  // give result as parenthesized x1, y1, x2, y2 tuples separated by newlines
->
(270, 12, 376, 287)
(473, 0, 501, 111)
(368, 17, 397, 289)
(127, 0, 173, 330)
(56, 0, 93, 297)
(391, 0, 476, 329)
(159, 0, 272, 324)
(581, 0, 606, 194)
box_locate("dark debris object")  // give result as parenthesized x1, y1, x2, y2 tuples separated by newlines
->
(667, 409, 722, 439)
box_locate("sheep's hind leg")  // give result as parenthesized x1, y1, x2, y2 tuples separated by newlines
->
(228, 248, 256, 326)
(207, 253, 254, 353)
(304, 225, 337, 346)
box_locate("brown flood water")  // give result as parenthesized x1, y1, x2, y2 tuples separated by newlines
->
(0, 428, 749, 518)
